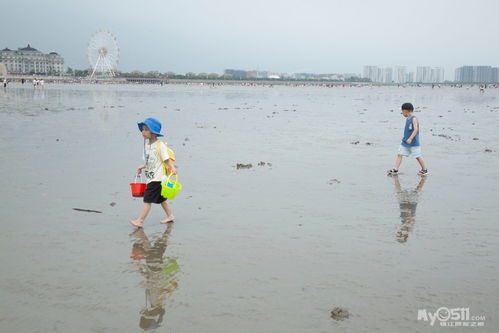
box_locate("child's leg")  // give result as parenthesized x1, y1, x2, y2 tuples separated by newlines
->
(394, 154, 403, 170)
(130, 203, 152, 227)
(160, 201, 175, 223)
(416, 156, 427, 170)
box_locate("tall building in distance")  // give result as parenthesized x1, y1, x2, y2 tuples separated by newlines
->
(415, 66, 444, 83)
(455, 66, 499, 83)
(362, 66, 394, 83)
(394, 66, 407, 83)
(493, 68, 499, 83)
(455, 66, 473, 82)
(416, 66, 430, 83)
(0, 44, 64, 75)
(406, 72, 414, 83)
(382, 67, 393, 83)
(362, 66, 379, 82)
(430, 67, 444, 83)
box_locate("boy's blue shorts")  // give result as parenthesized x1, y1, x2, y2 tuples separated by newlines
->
(398, 145, 422, 158)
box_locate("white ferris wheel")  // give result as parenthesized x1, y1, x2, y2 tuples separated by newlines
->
(87, 30, 120, 78)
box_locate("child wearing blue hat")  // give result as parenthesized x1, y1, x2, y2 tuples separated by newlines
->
(130, 118, 177, 228)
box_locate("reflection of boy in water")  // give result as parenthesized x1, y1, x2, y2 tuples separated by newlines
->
(130, 225, 179, 331)
(392, 176, 426, 243)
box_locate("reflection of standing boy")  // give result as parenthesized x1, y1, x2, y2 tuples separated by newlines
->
(388, 103, 428, 176)
(392, 175, 426, 243)
(130, 225, 179, 331)
(130, 118, 177, 228)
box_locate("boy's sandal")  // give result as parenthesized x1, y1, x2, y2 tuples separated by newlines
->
(418, 169, 429, 176)
(387, 169, 399, 174)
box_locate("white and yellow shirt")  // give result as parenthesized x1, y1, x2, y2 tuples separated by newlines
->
(143, 140, 173, 183)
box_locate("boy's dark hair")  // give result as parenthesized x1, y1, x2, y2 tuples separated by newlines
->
(401, 102, 414, 111)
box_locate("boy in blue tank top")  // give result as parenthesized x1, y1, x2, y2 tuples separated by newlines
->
(388, 103, 428, 176)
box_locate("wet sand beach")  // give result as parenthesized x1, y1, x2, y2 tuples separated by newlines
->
(0, 84, 498, 332)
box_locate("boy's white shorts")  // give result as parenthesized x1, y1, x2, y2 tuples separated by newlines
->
(398, 145, 422, 158)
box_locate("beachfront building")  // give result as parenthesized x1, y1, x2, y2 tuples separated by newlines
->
(455, 66, 499, 83)
(0, 44, 64, 75)
(0, 63, 6, 78)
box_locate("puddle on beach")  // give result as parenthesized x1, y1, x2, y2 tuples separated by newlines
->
(0, 84, 498, 332)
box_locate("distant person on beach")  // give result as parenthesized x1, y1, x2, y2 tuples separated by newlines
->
(2, 79, 7, 88)
(387, 102, 428, 176)
(130, 118, 177, 228)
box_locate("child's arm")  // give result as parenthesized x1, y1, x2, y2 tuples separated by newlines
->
(160, 142, 177, 174)
(135, 164, 146, 175)
(165, 159, 177, 174)
(406, 118, 419, 144)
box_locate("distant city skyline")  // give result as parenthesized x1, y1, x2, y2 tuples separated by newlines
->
(4, 40, 499, 82)
(3, 0, 499, 80)
(2, 42, 499, 83)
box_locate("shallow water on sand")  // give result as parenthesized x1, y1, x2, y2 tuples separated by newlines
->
(0, 84, 498, 332)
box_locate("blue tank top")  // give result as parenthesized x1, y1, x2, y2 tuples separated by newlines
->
(401, 116, 420, 147)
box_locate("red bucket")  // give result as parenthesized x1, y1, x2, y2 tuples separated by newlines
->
(130, 174, 147, 197)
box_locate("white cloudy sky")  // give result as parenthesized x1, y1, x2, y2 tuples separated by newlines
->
(3, 0, 498, 78)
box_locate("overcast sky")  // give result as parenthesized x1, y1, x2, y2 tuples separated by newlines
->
(3, 0, 498, 78)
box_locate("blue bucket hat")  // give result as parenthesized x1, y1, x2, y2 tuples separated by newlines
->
(138, 118, 163, 137)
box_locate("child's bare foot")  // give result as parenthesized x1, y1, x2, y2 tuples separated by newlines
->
(129, 219, 144, 228)
(160, 216, 175, 224)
